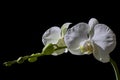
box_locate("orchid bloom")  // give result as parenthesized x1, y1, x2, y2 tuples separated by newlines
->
(42, 23, 71, 55)
(64, 18, 116, 63)
(3, 18, 119, 80)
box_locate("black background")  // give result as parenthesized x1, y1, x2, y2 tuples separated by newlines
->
(0, 1, 120, 80)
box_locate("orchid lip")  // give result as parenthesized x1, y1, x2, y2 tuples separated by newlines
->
(79, 40, 93, 54)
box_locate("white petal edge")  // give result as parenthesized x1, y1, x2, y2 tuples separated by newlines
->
(42, 27, 61, 45)
(64, 23, 90, 55)
(92, 24, 116, 63)
(88, 18, 99, 39)
(88, 18, 99, 29)
(52, 49, 65, 56)
(61, 22, 72, 38)
(92, 41, 110, 63)
(52, 48, 68, 56)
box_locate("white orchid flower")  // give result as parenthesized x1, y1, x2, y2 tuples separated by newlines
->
(42, 23, 71, 56)
(64, 18, 116, 63)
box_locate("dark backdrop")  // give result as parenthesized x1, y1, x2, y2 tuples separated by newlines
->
(0, 1, 120, 80)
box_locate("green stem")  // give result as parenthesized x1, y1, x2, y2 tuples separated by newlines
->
(3, 45, 67, 66)
(3, 53, 43, 66)
(110, 58, 120, 80)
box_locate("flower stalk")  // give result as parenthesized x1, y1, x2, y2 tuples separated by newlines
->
(110, 58, 120, 80)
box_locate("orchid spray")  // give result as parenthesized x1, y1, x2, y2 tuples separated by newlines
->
(4, 18, 120, 80)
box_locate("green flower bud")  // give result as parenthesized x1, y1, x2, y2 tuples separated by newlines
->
(28, 57, 37, 63)
(42, 43, 55, 55)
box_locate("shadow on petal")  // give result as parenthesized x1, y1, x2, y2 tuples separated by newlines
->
(92, 42, 110, 63)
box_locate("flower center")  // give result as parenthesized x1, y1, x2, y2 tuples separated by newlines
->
(57, 38, 66, 47)
(80, 41, 93, 54)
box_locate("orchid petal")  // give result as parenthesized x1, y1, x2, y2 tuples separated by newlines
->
(92, 24, 116, 62)
(64, 23, 90, 55)
(52, 49, 65, 56)
(61, 23, 72, 38)
(92, 42, 110, 63)
(88, 18, 99, 39)
(88, 18, 99, 29)
(42, 27, 61, 45)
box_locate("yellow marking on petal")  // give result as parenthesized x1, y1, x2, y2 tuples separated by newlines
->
(79, 41, 93, 54)
(80, 46, 85, 53)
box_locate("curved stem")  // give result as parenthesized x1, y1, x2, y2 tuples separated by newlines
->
(110, 58, 120, 80)
(3, 53, 43, 66)
(3, 45, 67, 66)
